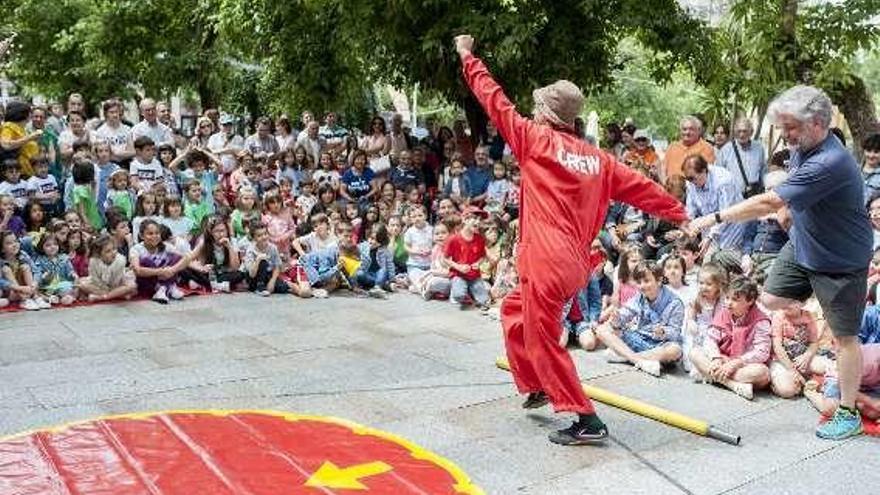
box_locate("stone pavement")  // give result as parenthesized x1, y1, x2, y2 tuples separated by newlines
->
(0, 292, 875, 494)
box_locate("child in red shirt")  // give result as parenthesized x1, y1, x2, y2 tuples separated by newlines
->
(444, 207, 491, 309)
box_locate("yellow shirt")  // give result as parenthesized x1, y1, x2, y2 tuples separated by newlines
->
(0, 122, 38, 177)
(663, 139, 715, 179)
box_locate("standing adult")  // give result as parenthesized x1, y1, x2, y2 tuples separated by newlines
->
(319, 111, 349, 155)
(715, 118, 767, 197)
(689, 86, 872, 440)
(94, 100, 134, 165)
(1, 101, 42, 177)
(662, 116, 715, 183)
(456, 34, 688, 446)
(207, 114, 245, 175)
(131, 98, 175, 148)
(296, 120, 325, 166)
(244, 117, 280, 163)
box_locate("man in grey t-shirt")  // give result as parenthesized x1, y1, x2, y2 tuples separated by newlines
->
(689, 85, 871, 441)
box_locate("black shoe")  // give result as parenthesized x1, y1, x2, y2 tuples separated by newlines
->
(548, 421, 608, 446)
(522, 392, 549, 409)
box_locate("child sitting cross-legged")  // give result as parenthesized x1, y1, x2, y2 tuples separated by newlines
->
(129, 219, 191, 304)
(689, 277, 771, 400)
(769, 304, 830, 399)
(444, 207, 491, 310)
(595, 261, 684, 377)
(76, 234, 137, 302)
(353, 222, 396, 297)
(242, 220, 289, 296)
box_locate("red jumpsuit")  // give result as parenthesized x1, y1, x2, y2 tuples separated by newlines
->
(462, 54, 688, 414)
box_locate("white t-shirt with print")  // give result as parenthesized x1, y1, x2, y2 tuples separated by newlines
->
(0, 180, 30, 208)
(404, 223, 434, 267)
(130, 158, 165, 192)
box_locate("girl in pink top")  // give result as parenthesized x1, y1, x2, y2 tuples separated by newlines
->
(769, 306, 829, 398)
(612, 244, 642, 307)
(261, 193, 296, 261)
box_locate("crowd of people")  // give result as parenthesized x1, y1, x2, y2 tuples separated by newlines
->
(1, 92, 879, 425)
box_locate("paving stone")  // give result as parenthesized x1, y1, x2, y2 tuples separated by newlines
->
(638, 399, 841, 495)
(0, 351, 158, 388)
(142, 335, 279, 368)
(722, 437, 879, 495)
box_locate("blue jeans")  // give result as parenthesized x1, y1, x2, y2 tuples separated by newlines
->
(450, 276, 490, 305)
(357, 268, 389, 289)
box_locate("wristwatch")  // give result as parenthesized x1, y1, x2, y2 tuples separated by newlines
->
(714, 212, 723, 224)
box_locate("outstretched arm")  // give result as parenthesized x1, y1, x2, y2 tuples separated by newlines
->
(456, 35, 537, 161)
(610, 160, 688, 225)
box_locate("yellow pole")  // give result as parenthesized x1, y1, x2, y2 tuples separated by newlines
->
(495, 357, 741, 445)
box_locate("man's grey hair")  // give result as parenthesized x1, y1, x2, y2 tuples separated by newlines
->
(768, 85, 832, 129)
(734, 117, 753, 131)
(679, 115, 703, 131)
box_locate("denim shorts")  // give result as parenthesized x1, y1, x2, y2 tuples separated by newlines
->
(621, 330, 664, 353)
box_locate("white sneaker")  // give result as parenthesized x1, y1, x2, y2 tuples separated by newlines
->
(312, 288, 329, 299)
(635, 360, 662, 377)
(167, 285, 185, 300)
(730, 382, 754, 400)
(0, 298, 9, 308)
(211, 281, 231, 293)
(36, 297, 52, 309)
(188, 280, 201, 291)
(368, 287, 387, 299)
(21, 298, 40, 311)
(603, 349, 629, 364)
(688, 367, 706, 382)
(258, 289, 271, 297)
(152, 286, 169, 304)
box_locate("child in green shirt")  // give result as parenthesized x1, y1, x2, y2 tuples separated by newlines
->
(71, 158, 103, 232)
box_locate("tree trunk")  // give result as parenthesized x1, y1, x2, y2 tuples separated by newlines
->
(462, 94, 488, 147)
(197, 79, 219, 111)
(832, 74, 879, 162)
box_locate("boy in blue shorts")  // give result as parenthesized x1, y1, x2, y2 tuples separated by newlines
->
(595, 261, 684, 377)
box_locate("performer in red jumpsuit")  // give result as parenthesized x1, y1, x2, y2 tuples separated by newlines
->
(456, 35, 689, 445)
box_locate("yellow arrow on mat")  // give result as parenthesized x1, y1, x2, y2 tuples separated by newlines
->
(305, 461, 393, 490)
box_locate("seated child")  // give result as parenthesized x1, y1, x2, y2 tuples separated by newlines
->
(595, 261, 684, 377)
(805, 344, 880, 422)
(354, 223, 395, 296)
(0, 229, 49, 310)
(297, 239, 362, 298)
(682, 263, 728, 373)
(404, 206, 433, 287)
(416, 218, 454, 300)
(76, 234, 137, 302)
(33, 233, 78, 305)
(129, 219, 190, 303)
(189, 215, 244, 293)
(769, 305, 829, 398)
(242, 221, 289, 296)
(444, 208, 490, 309)
(689, 277, 771, 400)
(292, 213, 338, 256)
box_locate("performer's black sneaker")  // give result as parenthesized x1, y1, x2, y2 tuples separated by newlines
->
(522, 392, 549, 409)
(548, 415, 608, 446)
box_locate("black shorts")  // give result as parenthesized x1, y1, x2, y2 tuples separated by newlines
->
(764, 242, 867, 338)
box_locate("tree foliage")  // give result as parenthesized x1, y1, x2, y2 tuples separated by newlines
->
(6, 0, 230, 109)
(702, 0, 879, 154)
(216, 0, 712, 131)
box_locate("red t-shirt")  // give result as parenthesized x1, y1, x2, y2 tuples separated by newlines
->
(444, 232, 486, 280)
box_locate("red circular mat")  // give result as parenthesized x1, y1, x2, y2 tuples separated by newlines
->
(0, 410, 482, 494)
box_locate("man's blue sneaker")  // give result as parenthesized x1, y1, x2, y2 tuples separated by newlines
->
(816, 407, 863, 440)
